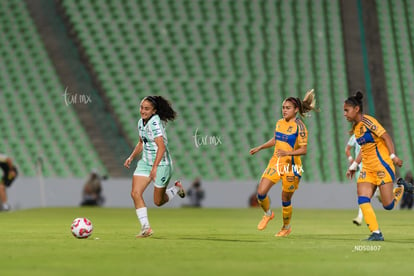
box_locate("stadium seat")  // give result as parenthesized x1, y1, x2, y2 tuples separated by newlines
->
(57, 0, 359, 181)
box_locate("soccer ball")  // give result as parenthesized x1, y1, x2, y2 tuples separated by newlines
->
(71, 217, 93, 239)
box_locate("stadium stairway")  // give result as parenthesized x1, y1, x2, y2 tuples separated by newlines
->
(25, 0, 131, 177)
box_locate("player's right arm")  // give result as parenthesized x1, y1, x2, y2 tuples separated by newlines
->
(345, 145, 353, 164)
(124, 137, 143, 168)
(249, 137, 276, 155)
(346, 151, 362, 179)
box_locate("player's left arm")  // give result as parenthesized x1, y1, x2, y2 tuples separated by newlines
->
(149, 136, 166, 180)
(381, 132, 403, 167)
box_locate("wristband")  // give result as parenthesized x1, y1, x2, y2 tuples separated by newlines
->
(349, 161, 358, 171)
(390, 153, 396, 160)
(348, 156, 353, 162)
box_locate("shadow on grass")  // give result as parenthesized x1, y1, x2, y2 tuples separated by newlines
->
(294, 234, 414, 244)
(152, 236, 261, 243)
(291, 234, 366, 242)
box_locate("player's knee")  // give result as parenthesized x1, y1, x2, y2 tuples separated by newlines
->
(383, 201, 395, 210)
(358, 196, 370, 205)
(257, 193, 267, 202)
(131, 190, 140, 200)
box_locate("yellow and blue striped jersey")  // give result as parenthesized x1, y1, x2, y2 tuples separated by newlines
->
(272, 117, 308, 175)
(354, 114, 394, 175)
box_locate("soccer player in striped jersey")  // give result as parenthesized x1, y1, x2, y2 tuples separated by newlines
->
(249, 89, 318, 237)
(124, 96, 185, 238)
(344, 91, 405, 241)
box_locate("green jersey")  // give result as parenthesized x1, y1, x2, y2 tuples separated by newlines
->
(138, 115, 172, 166)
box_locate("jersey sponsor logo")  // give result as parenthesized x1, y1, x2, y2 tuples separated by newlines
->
(288, 184, 295, 190)
(286, 176, 295, 182)
(377, 171, 385, 178)
(356, 131, 375, 145)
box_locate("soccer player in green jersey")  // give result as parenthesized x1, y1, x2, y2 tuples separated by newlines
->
(124, 96, 185, 238)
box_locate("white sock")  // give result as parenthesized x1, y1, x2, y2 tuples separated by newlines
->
(166, 186, 178, 200)
(265, 209, 272, 216)
(136, 207, 149, 228)
(357, 208, 363, 219)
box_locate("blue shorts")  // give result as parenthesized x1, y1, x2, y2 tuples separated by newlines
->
(133, 160, 172, 188)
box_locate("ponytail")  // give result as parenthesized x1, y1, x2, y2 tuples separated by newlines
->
(285, 89, 319, 118)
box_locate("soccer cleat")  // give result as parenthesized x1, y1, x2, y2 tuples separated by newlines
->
(136, 227, 153, 238)
(1, 203, 10, 211)
(397, 178, 414, 193)
(352, 217, 362, 226)
(275, 226, 292, 237)
(393, 185, 404, 205)
(257, 211, 274, 230)
(174, 180, 185, 198)
(364, 232, 384, 241)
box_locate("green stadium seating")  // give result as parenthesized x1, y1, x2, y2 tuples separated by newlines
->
(0, 1, 106, 177)
(58, 0, 353, 181)
(376, 0, 414, 177)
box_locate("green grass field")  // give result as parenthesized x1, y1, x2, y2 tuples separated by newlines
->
(1, 207, 413, 276)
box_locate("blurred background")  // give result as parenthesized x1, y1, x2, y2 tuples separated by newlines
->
(0, 0, 413, 209)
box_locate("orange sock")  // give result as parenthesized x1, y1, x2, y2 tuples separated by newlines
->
(282, 205, 292, 226)
(257, 195, 270, 213)
(360, 202, 379, 232)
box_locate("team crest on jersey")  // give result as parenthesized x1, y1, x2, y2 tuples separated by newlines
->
(360, 171, 366, 179)
(286, 176, 295, 182)
(359, 126, 365, 135)
(377, 171, 385, 178)
(287, 126, 293, 133)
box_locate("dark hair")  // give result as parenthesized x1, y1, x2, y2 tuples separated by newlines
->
(345, 91, 364, 113)
(144, 96, 177, 122)
(285, 89, 318, 117)
(345, 91, 364, 133)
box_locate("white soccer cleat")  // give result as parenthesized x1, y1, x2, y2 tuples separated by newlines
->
(174, 180, 186, 198)
(136, 226, 153, 238)
(352, 216, 362, 226)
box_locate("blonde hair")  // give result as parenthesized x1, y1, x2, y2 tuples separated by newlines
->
(285, 89, 319, 117)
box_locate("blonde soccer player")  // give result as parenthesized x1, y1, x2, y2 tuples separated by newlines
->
(249, 89, 318, 237)
(124, 96, 185, 238)
(344, 91, 406, 241)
